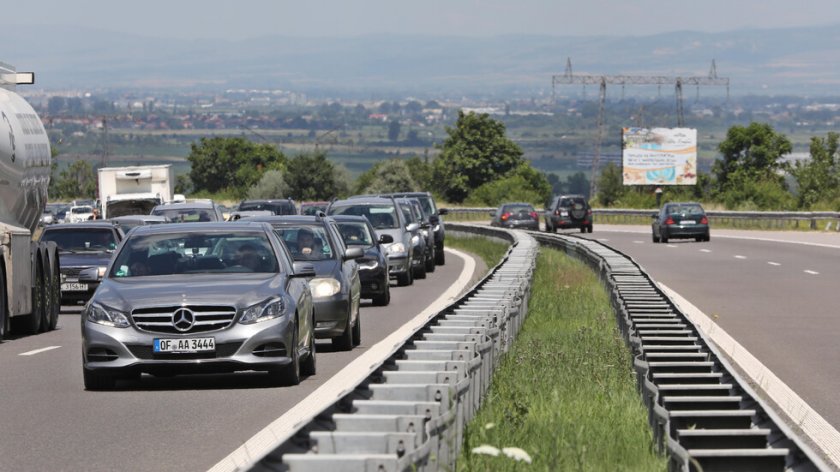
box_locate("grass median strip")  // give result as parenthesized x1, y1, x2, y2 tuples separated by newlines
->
(457, 246, 666, 471)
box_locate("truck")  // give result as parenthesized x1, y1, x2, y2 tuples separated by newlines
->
(1, 62, 61, 339)
(97, 164, 174, 219)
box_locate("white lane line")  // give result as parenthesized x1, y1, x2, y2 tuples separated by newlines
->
(209, 248, 476, 472)
(768, 261, 781, 266)
(666, 244, 677, 248)
(19, 346, 61, 356)
(632, 240, 644, 244)
(804, 270, 820, 275)
(734, 255, 747, 259)
(700, 249, 712, 253)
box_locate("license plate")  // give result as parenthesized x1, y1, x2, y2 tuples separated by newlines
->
(154, 338, 215, 353)
(681, 220, 695, 225)
(61, 282, 88, 291)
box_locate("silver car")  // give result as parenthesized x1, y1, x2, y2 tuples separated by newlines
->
(80, 222, 316, 390)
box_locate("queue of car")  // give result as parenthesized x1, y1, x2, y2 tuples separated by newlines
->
(40, 193, 448, 390)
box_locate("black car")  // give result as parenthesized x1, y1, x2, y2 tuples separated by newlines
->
(388, 192, 448, 265)
(247, 215, 364, 350)
(652, 202, 710, 243)
(238, 199, 297, 216)
(490, 202, 540, 230)
(39, 222, 126, 305)
(333, 215, 393, 306)
(545, 194, 593, 233)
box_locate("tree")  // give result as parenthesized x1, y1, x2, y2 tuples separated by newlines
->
(360, 159, 418, 194)
(432, 111, 525, 203)
(286, 151, 344, 201)
(405, 156, 433, 190)
(792, 132, 840, 209)
(187, 137, 286, 197)
(388, 120, 401, 142)
(596, 162, 625, 207)
(713, 122, 792, 192)
(52, 160, 97, 199)
(247, 170, 290, 200)
(174, 174, 193, 195)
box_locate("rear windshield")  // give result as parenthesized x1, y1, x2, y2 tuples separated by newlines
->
(239, 201, 296, 215)
(110, 231, 278, 277)
(502, 204, 535, 214)
(337, 221, 374, 247)
(666, 204, 705, 215)
(330, 204, 399, 230)
(152, 207, 217, 222)
(558, 198, 587, 209)
(42, 228, 117, 252)
(71, 206, 93, 214)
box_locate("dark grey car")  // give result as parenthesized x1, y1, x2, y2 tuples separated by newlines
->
(150, 201, 225, 222)
(388, 192, 448, 265)
(490, 202, 540, 230)
(80, 222, 316, 390)
(652, 202, 711, 243)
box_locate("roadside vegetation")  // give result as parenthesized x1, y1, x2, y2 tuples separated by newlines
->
(445, 236, 510, 270)
(457, 247, 666, 471)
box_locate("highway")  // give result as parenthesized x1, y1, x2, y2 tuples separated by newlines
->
(577, 225, 840, 428)
(0, 250, 481, 472)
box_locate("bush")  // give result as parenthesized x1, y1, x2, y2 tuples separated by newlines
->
(247, 170, 290, 200)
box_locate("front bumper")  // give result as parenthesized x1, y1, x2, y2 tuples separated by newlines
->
(358, 266, 389, 297)
(61, 282, 100, 305)
(386, 255, 410, 276)
(82, 314, 296, 376)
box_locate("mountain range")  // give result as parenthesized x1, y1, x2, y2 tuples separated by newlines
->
(4, 24, 840, 97)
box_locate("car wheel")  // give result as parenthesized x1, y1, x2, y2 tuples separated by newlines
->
(352, 309, 361, 347)
(414, 261, 427, 279)
(425, 249, 436, 273)
(83, 368, 116, 391)
(705, 232, 711, 242)
(0, 268, 8, 341)
(397, 271, 411, 287)
(277, 322, 301, 386)
(579, 227, 587, 234)
(435, 245, 445, 265)
(332, 308, 354, 351)
(661, 231, 669, 243)
(300, 315, 316, 377)
(587, 225, 593, 233)
(372, 284, 390, 306)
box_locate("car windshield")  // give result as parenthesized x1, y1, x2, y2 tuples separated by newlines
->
(503, 204, 535, 214)
(559, 198, 586, 209)
(41, 228, 116, 252)
(152, 207, 216, 222)
(239, 201, 296, 215)
(71, 206, 93, 214)
(337, 221, 374, 247)
(330, 204, 399, 229)
(667, 204, 705, 215)
(273, 225, 335, 261)
(110, 231, 278, 277)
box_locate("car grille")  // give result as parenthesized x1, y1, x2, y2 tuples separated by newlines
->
(62, 266, 91, 278)
(126, 342, 242, 360)
(131, 305, 237, 334)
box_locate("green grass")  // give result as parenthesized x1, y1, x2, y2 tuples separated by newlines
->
(456, 248, 666, 471)
(445, 236, 509, 269)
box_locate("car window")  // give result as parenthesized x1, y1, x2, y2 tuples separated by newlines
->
(71, 206, 93, 214)
(399, 203, 416, 224)
(110, 231, 278, 277)
(337, 221, 374, 247)
(668, 204, 704, 215)
(273, 225, 335, 261)
(503, 204, 535, 214)
(42, 228, 117, 252)
(152, 207, 216, 222)
(330, 204, 399, 229)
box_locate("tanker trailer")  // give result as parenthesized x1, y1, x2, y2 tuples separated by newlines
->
(0, 62, 61, 339)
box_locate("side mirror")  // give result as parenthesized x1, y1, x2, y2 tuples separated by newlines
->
(489, 211, 496, 217)
(652, 213, 658, 219)
(79, 267, 100, 282)
(291, 262, 317, 278)
(344, 246, 365, 260)
(378, 234, 394, 244)
(438, 208, 449, 216)
(429, 215, 439, 225)
(406, 222, 420, 233)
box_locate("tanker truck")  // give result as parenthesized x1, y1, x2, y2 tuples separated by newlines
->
(0, 62, 61, 340)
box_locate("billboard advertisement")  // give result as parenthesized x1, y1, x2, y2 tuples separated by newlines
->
(622, 127, 697, 185)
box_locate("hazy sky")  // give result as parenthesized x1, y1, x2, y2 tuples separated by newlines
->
(7, 0, 840, 39)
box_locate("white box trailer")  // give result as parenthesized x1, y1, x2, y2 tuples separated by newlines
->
(97, 165, 174, 219)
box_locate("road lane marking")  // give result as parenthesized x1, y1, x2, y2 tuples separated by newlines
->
(19, 346, 61, 356)
(768, 261, 781, 266)
(804, 270, 820, 275)
(666, 244, 677, 248)
(700, 249, 711, 253)
(210, 248, 476, 472)
(633, 240, 644, 244)
(735, 255, 747, 259)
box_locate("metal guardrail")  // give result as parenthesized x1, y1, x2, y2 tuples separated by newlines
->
(443, 207, 840, 230)
(237, 226, 538, 471)
(531, 231, 829, 472)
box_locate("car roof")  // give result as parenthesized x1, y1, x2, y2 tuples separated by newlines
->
(43, 221, 120, 230)
(153, 202, 215, 210)
(239, 199, 294, 204)
(331, 215, 370, 223)
(332, 196, 394, 206)
(128, 221, 272, 235)
(245, 215, 332, 224)
(502, 202, 535, 206)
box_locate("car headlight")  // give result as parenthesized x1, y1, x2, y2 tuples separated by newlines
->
(86, 303, 130, 328)
(411, 235, 421, 246)
(386, 242, 406, 256)
(358, 259, 379, 270)
(97, 266, 107, 278)
(240, 298, 286, 324)
(309, 278, 341, 298)
(420, 229, 429, 238)
(433, 224, 440, 232)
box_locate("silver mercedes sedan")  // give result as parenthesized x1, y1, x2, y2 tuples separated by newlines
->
(80, 222, 315, 390)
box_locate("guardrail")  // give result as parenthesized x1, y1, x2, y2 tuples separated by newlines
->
(213, 226, 538, 472)
(443, 208, 840, 230)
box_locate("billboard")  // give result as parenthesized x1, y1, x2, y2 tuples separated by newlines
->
(622, 127, 697, 185)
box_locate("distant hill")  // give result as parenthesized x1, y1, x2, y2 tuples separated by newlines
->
(4, 24, 840, 96)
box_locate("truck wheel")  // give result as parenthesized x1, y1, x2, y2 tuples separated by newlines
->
(0, 268, 8, 341)
(22, 259, 44, 335)
(49, 252, 61, 330)
(40, 250, 56, 332)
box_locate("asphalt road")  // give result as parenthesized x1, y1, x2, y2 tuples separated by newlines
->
(0, 251, 478, 472)
(574, 225, 840, 428)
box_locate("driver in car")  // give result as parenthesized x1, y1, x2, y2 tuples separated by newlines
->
(297, 229, 320, 256)
(235, 244, 261, 271)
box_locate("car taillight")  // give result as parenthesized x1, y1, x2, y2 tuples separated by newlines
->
(664, 217, 675, 225)
(530, 211, 538, 219)
(501, 212, 511, 221)
(586, 209, 592, 215)
(700, 216, 708, 225)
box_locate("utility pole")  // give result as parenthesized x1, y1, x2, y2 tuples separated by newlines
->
(552, 58, 729, 198)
